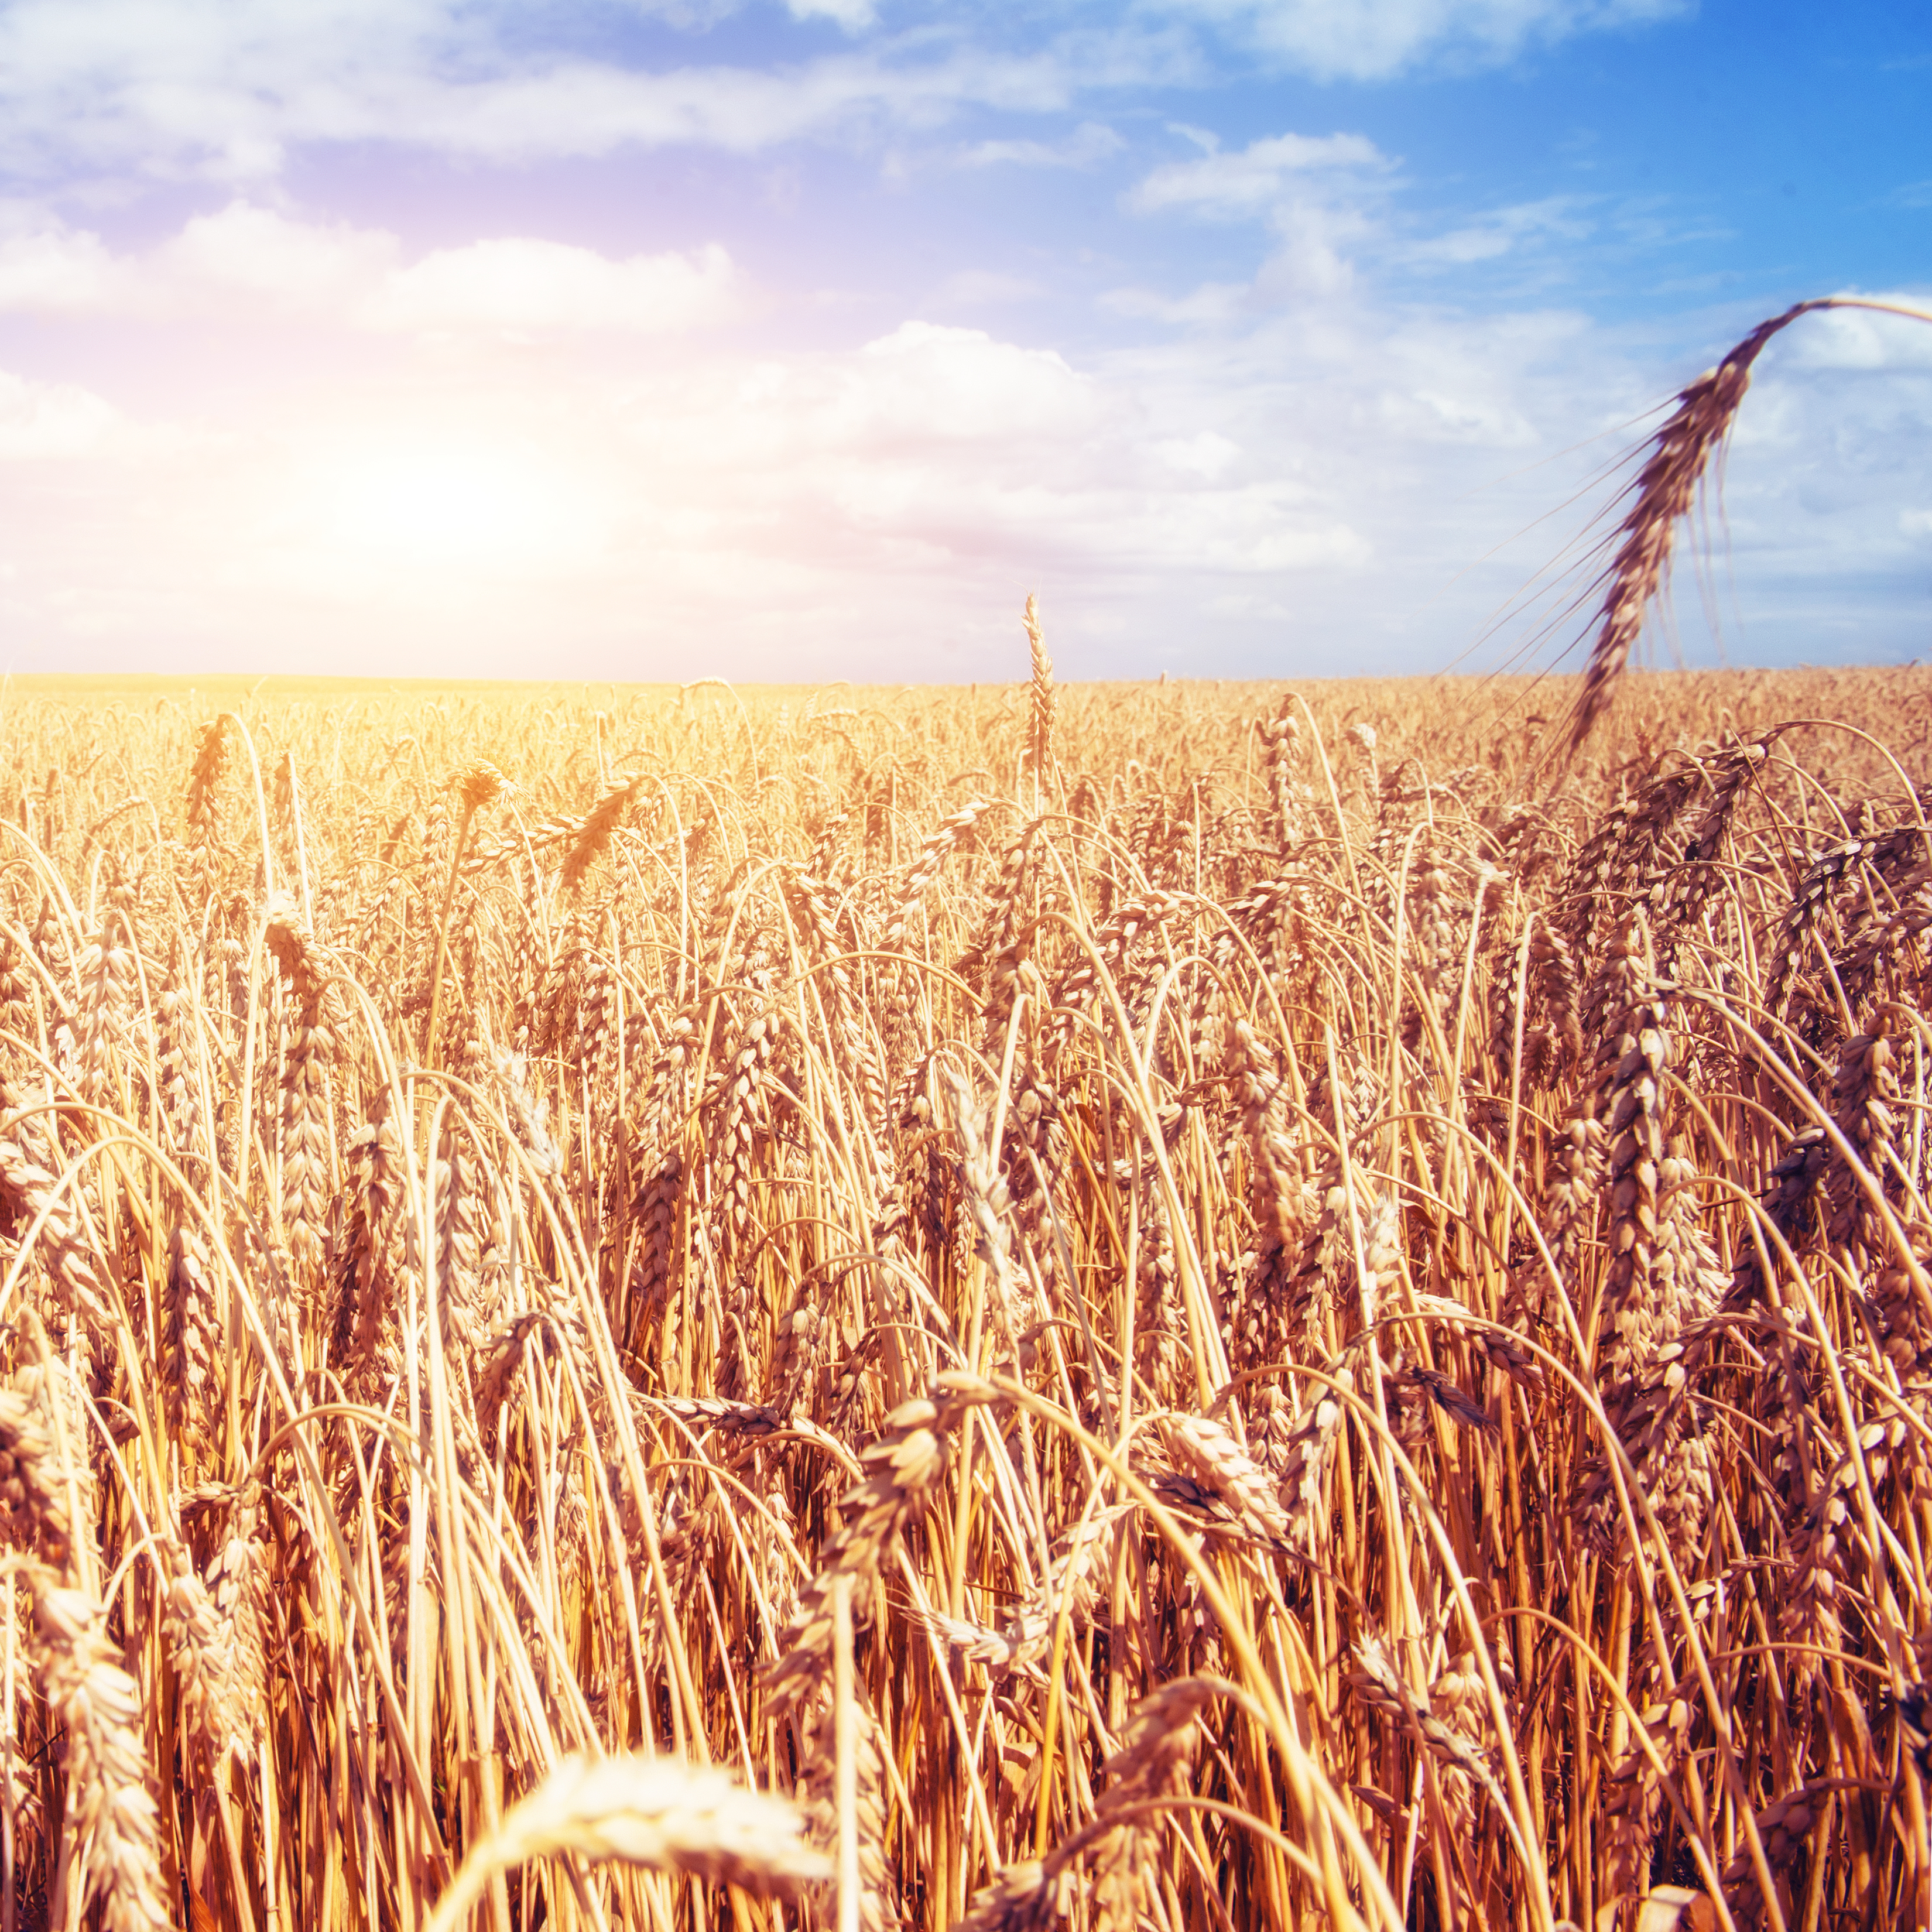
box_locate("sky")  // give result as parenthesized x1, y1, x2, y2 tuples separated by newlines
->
(0, 0, 1926, 685)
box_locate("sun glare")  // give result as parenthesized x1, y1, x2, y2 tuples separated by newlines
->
(306, 433, 609, 580)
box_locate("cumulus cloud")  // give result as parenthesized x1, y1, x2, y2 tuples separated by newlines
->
(159, 202, 400, 309)
(0, 203, 743, 335)
(357, 238, 742, 334)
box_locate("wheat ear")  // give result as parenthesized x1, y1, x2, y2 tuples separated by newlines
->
(422, 1755, 830, 1932)
(1023, 594, 1055, 801)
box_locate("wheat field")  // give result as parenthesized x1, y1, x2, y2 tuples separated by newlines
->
(0, 653, 1930, 1932)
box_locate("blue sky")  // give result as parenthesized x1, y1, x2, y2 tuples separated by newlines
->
(0, 0, 1926, 683)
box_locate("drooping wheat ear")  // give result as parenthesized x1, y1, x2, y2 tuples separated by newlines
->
(560, 776, 644, 894)
(882, 799, 996, 954)
(1156, 1413, 1293, 1551)
(797, 1675, 897, 1932)
(29, 1580, 172, 1932)
(1276, 1367, 1351, 1557)
(1566, 297, 1932, 756)
(1779, 1421, 1907, 1691)
(1023, 594, 1055, 787)
(434, 1112, 498, 1380)
(1721, 1787, 1836, 1925)
(923, 1505, 1123, 1678)
(1093, 1677, 1220, 1930)
(1657, 737, 1772, 938)
(1585, 912, 1674, 1388)
(957, 818, 1046, 1058)
(959, 1681, 1224, 1932)
(422, 1755, 831, 1932)
(493, 1044, 564, 1181)
(153, 954, 204, 1162)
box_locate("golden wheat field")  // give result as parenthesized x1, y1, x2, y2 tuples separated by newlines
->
(1, 653, 1930, 1932)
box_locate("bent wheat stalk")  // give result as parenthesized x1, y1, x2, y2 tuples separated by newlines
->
(1568, 294, 1932, 756)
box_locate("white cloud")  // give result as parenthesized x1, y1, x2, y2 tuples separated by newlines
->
(0, 222, 123, 311)
(1139, 0, 1689, 82)
(357, 238, 742, 334)
(1129, 130, 1392, 217)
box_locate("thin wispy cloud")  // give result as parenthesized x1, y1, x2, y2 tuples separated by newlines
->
(1128, 129, 1393, 217)
(958, 121, 1124, 169)
(1136, 0, 1691, 79)
(0, 3, 1160, 174)
(0, 0, 1698, 180)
